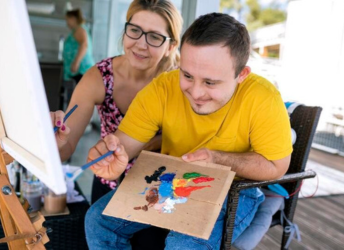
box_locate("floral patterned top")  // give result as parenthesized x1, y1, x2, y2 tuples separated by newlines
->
(96, 57, 136, 189)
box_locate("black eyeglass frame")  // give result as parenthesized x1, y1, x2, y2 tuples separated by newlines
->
(124, 22, 172, 47)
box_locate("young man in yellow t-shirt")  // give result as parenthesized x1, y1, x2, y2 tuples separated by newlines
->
(84, 13, 292, 249)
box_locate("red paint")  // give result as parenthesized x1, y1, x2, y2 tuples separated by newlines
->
(192, 177, 215, 184)
(174, 186, 211, 197)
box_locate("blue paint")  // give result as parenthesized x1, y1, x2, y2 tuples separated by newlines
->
(159, 173, 176, 182)
(158, 173, 175, 198)
(139, 187, 148, 195)
(159, 182, 173, 197)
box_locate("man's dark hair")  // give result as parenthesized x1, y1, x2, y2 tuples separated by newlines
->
(181, 13, 250, 78)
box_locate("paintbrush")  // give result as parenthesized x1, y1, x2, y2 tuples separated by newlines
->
(53, 104, 78, 133)
(66, 150, 114, 182)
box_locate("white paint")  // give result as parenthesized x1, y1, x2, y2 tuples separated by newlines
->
(154, 197, 188, 213)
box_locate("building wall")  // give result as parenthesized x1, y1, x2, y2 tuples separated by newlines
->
(280, 0, 344, 108)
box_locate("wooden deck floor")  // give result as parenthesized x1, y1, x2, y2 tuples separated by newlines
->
(257, 195, 344, 250)
(309, 148, 344, 172)
(257, 149, 344, 250)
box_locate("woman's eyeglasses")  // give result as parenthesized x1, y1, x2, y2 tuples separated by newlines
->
(125, 22, 171, 47)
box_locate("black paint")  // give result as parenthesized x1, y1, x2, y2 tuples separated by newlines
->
(145, 166, 166, 183)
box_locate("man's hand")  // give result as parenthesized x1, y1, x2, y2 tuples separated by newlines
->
(87, 134, 129, 180)
(184, 148, 291, 180)
(182, 148, 217, 163)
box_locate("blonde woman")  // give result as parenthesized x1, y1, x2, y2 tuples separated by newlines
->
(51, 0, 182, 202)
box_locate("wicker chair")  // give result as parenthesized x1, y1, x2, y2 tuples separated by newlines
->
(221, 105, 322, 250)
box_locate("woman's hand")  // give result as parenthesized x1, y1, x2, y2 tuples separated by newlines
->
(87, 134, 129, 181)
(50, 111, 71, 150)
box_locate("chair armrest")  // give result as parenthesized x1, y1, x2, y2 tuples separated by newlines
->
(231, 170, 316, 191)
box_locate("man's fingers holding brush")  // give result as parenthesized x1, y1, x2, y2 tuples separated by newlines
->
(87, 134, 129, 180)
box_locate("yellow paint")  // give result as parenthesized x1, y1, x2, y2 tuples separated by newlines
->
(172, 179, 189, 189)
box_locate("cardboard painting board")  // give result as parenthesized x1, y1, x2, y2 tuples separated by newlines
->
(103, 151, 236, 240)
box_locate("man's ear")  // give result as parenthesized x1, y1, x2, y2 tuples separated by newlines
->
(164, 41, 177, 57)
(237, 66, 251, 83)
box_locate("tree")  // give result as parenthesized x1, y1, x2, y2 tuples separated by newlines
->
(220, 0, 287, 31)
(246, 0, 286, 31)
(246, 0, 262, 30)
(259, 8, 286, 26)
(220, 0, 244, 21)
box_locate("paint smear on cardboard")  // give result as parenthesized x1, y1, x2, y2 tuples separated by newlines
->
(174, 186, 211, 197)
(136, 169, 213, 213)
(183, 172, 208, 179)
(192, 177, 215, 184)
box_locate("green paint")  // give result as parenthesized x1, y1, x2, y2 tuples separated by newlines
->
(183, 172, 208, 179)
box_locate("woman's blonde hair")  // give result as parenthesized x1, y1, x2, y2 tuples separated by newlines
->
(126, 0, 183, 75)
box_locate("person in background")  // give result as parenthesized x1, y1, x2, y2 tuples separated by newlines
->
(63, 8, 94, 83)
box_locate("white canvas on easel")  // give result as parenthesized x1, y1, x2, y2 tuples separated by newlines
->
(0, 0, 66, 195)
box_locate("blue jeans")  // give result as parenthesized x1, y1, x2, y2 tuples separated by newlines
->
(233, 189, 284, 250)
(232, 188, 265, 242)
(85, 188, 264, 249)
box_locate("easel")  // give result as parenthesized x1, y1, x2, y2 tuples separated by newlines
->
(0, 111, 49, 249)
